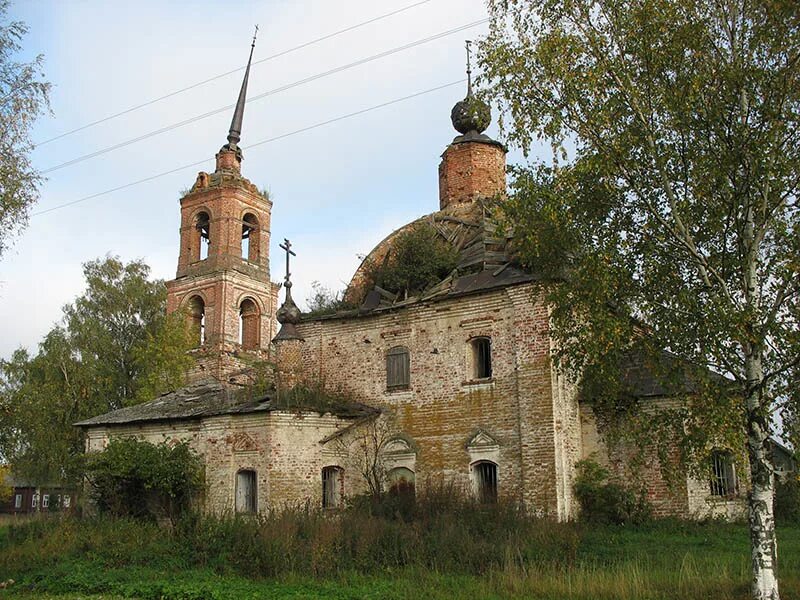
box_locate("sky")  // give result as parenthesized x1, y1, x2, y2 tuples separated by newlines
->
(0, 0, 542, 360)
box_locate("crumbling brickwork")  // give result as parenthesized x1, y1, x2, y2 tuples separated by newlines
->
(438, 140, 506, 210)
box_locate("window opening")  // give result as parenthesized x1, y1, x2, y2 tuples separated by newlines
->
(32, 493, 39, 509)
(239, 298, 259, 350)
(709, 450, 738, 497)
(241, 214, 259, 261)
(386, 346, 410, 389)
(14, 494, 21, 509)
(42, 494, 49, 509)
(195, 212, 210, 261)
(387, 467, 416, 498)
(473, 461, 498, 504)
(188, 296, 205, 346)
(235, 470, 257, 513)
(471, 337, 492, 379)
(63, 495, 71, 508)
(322, 466, 344, 508)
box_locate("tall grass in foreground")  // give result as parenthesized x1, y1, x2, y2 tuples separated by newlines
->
(0, 486, 798, 599)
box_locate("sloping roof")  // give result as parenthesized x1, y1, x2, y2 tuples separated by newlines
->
(75, 379, 375, 428)
(618, 350, 733, 399)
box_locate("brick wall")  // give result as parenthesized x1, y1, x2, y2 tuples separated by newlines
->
(438, 141, 506, 210)
(297, 282, 579, 518)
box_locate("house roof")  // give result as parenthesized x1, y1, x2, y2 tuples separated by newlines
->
(75, 379, 375, 428)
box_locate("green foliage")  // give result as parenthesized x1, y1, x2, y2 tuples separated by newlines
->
(0, 257, 193, 485)
(84, 439, 203, 524)
(0, 0, 51, 257)
(304, 281, 355, 317)
(776, 476, 800, 524)
(481, 3, 799, 589)
(365, 223, 459, 299)
(1, 514, 799, 599)
(0, 463, 11, 503)
(573, 459, 652, 525)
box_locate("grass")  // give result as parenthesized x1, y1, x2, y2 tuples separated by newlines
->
(0, 511, 797, 600)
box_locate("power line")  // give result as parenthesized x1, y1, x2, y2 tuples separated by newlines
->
(34, 0, 434, 148)
(40, 19, 488, 175)
(31, 79, 465, 218)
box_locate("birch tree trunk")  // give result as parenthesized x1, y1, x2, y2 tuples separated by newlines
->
(746, 349, 779, 600)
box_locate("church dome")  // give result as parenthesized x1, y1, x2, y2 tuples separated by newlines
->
(450, 94, 491, 135)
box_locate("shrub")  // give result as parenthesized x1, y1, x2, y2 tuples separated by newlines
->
(775, 475, 800, 524)
(573, 459, 651, 525)
(365, 223, 459, 299)
(84, 438, 203, 524)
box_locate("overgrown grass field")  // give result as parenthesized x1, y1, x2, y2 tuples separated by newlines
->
(0, 506, 797, 600)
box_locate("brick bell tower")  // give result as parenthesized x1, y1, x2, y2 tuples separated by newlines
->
(166, 29, 280, 381)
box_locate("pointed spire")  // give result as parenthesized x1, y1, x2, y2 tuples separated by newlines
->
(226, 25, 258, 150)
(465, 39, 473, 96)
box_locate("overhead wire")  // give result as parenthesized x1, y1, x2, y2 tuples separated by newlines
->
(40, 18, 488, 175)
(31, 79, 466, 217)
(34, 0, 434, 147)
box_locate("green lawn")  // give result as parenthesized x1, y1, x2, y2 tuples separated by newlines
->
(0, 518, 797, 600)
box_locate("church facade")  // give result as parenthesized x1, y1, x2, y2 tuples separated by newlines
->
(76, 45, 745, 521)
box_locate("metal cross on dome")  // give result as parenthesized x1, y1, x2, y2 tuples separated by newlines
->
(465, 39, 473, 95)
(279, 238, 296, 286)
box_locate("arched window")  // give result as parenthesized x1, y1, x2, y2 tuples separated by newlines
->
(387, 467, 416, 498)
(709, 450, 738, 497)
(472, 461, 498, 504)
(235, 469, 257, 513)
(187, 295, 205, 346)
(322, 466, 344, 508)
(470, 337, 492, 380)
(386, 346, 410, 390)
(194, 211, 210, 261)
(239, 298, 259, 350)
(241, 213, 259, 262)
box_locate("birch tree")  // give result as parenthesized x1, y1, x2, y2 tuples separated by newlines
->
(0, 0, 50, 257)
(480, 1, 799, 598)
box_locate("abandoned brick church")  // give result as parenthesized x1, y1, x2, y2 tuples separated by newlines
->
(77, 43, 745, 520)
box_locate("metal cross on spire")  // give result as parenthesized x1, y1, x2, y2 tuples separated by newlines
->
(465, 39, 473, 96)
(279, 238, 296, 287)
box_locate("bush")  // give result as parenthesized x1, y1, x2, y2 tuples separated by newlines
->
(775, 476, 800, 524)
(84, 438, 203, 524)
(573, 459, 651, 525)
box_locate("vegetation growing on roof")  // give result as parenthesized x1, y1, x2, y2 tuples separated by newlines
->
(304, 281, 356, 317)
(363, 222, 459, 301)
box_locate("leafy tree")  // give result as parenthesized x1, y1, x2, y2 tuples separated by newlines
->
(0, 257, 194, 485)
(84, 438, 203, 524)
(0, 463, 11, 503)
(0, 0, 50, 257)
(480, 1, 799, 598)
(304, 281, 354, 317)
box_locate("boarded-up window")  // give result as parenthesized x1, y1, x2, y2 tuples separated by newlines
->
(473, 461, 498, 504)
(710, 450, 737, 497)
(471, 337, 492, 379)
(236, 470, 257, 513)
(322, 466, 344, 508)
(386, 346, 410, 389)
(239, 298, 259, 350)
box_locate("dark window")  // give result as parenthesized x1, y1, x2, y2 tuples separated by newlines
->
(471, 337, 492, 379)
(322, 466, 343, 508)
(473, 461, 498, 504)
(195, 211, 210, 261)
(387, 467, 416, 499)
(710, 450, 738, 497)
(235, 470, 257, 513)
(386, 346, 410, 389)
